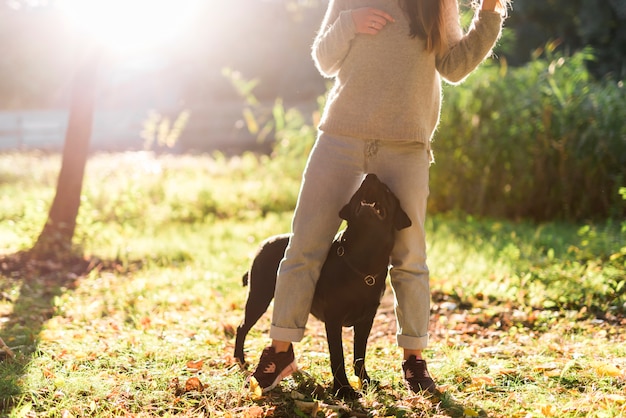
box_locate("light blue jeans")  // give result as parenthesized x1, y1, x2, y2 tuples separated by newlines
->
(270, 132, 431, 350)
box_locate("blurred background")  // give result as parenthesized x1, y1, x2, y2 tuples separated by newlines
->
(0, 0, 328, 153)
(0, 0, 624, 222)
(0, 0, 624, 153)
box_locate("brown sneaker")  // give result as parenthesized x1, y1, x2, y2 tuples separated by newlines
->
(402, 355, 436, 394)
(251, 345, 298, 392)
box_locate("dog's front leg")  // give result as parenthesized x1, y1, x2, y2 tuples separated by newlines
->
(325, 320, 358, 399)
(353, 316, 375, 388)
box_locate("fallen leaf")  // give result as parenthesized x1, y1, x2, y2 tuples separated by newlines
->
(186, 359, 204, 371)
(140, 316, 152, 329)
(291, 390, 305, 400)
(592, 362, 622, 378)
(184, 377, 205, 392)
(242, 405, 265, 418)
(493, 367, 518, 376)
(534, 362, 560, 372)
(294, 400, 319, 414)
(470, 375, 495, 387)
(170, 377, 183, 396)
(544, 369, 562, 377)
(463, 407, 480, 417)
(539, 403, 556, 417)
(602, 394, 626, 405)
(248, 376, 263, 399)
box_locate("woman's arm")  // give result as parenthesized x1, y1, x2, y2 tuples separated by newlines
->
(311, 0, 394, 78)
(311, 0, 356, 78)
(436, 0, 505, 84)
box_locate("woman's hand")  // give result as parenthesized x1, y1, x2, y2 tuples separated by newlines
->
(481, 0, 507, 15)
(351, 7, 395, 35)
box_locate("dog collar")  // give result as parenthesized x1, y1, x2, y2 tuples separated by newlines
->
(336, 245, 386, 287)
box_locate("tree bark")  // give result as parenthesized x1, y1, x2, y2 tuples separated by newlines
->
(32, 44, 100, 256)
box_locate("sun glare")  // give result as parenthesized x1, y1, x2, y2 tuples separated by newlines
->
(61, 0, 200, 52)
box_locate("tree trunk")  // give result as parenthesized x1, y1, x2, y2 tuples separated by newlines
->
(32, 44, 100, 257)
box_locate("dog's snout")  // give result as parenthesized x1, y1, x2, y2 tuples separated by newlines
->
(360, 200, 387, 220)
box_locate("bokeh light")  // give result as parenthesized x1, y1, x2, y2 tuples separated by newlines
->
(60, 0, 201, 53)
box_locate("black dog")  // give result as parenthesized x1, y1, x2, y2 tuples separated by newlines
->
(234, 174, 411, 398)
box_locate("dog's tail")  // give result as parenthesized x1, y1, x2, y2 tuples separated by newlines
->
(242, 272, 249, 287)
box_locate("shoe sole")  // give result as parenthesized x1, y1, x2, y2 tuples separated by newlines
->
(261, 359, 298, 393)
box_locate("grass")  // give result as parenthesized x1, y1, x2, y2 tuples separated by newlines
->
(1, 151, 625, 417)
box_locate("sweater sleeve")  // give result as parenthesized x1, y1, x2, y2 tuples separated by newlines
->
(311, 1, 357, 78)
(436, 8, 503, 84)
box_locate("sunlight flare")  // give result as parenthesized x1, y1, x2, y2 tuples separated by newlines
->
(61, 0, 200, 52)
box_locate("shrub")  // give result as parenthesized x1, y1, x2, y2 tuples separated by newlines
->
(432, 46, 626, 221)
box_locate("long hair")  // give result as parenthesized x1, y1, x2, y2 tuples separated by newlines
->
(402, 0, 448, 55)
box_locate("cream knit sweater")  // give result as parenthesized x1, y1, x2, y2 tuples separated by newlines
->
(312, 0, 503, 143)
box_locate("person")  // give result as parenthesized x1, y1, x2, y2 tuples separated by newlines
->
(251, 0, 508, 394)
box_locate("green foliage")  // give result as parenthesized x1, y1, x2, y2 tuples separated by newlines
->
(427, 214, 626, 314)
(505, 0, 626, 79)
(224, 68, 320, 177)
(226, 46, 625, 223)
(433, 46, 626, 221)
(140, 109, 190, 151)
(1, 152, 623, 314)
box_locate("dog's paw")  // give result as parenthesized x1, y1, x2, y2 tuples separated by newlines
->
(360, 377, 380, 391)
(333, 385, 361, 400)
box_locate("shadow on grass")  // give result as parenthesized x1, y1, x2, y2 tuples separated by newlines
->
(0, 250, 137, 413)
(242, 371, 491, 418)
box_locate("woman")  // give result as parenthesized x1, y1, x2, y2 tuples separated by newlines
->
(252, 0, 507, 394)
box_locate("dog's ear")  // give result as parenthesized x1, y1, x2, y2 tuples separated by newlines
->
(339, 203, 352, 221)
(394, 206, 412, 230)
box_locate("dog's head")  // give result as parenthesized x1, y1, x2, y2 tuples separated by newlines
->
(339, 174, 411, 232)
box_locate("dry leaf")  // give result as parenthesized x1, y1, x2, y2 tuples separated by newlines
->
(539, 403, 556, 417)
(471, 375, 495, 386)
(463, 407, 480, 417)
(140, 316, 152, 329)
(248, 376, 263, 399)
(184, 377, 205, 392)
(186, 359, 204, 371)
(170, 377, 183, 396)
(544, 369, 562, 377)
(534, 362, 559, 371)
(242, 405, 265, 418)
(592, 362, 622, 378)
(602, 394, 626, 405)
(42, 368, 56, 379)
(293, 400, 318, 414)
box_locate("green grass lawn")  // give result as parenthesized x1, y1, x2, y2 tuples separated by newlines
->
(1, 152, 624, 417)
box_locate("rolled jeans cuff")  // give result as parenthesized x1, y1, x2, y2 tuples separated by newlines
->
(397, 333, 429, 350)
(270, 325, 306, 343)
